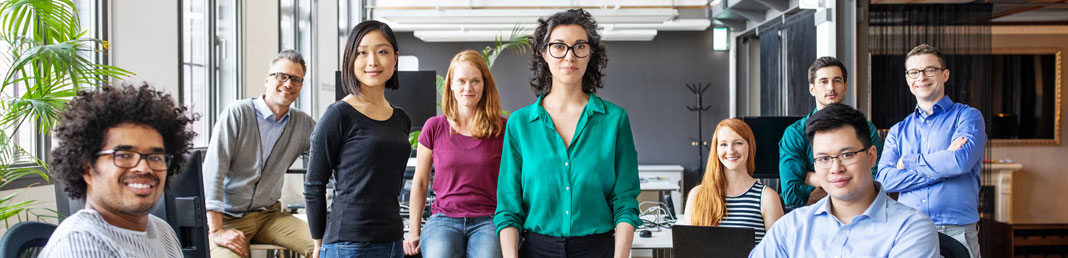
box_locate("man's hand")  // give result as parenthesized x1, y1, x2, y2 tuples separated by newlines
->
(403, 232, 421, 255)
(804, 171, 820, 188)
(948, 137, 968, 151)
(209, 228, 248, 257)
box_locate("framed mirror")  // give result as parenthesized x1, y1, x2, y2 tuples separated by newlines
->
(990, 48, 1061, 146)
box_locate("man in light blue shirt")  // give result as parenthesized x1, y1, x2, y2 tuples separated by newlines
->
(752, 103, 937, 258)
(876, 44, 987, 258)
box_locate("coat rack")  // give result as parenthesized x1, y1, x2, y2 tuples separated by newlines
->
(686, 83, 712, 172)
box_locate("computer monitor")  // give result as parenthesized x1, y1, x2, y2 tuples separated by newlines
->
(671, 225, 756, 258)
(158, 148, 210, 258)
(740, 116, 804, 179)
(335, 70, 438, 130)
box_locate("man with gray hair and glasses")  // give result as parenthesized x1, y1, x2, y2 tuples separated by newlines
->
(203, 50, 318, 258)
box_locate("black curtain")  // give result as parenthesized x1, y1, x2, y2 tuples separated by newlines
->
(760, 10, 816, 116)
(868, 4, 993, 130)
(868, 3, 995, 222)
(991, 54, 1058, 139)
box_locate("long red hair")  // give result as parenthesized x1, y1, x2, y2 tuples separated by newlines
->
(441, 50, 504, 138)
(691, 118, 757, 226)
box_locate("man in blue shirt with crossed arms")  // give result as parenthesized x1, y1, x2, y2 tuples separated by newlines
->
(876, 44, 987, 257)
(752, 103, 937, 257)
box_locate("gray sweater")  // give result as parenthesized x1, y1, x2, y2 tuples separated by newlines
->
(202, 99, 316, 216)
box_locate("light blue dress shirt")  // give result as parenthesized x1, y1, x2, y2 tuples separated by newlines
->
(252, 97, 290, 163)
(876, 96, 986, 226)
(750, 183, 938, 258)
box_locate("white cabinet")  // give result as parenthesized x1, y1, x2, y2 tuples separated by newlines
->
(639, 165, 685, 216)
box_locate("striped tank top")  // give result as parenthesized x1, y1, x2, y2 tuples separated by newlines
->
(719, 181, 767, 244)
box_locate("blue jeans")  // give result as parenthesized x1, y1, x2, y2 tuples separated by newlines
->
(420, 214, 503, 258)
(320, 240, 403, 258)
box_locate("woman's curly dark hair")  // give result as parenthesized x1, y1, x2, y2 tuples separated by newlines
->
(50, 83, 197, 199)
(529, 9, 607, 96)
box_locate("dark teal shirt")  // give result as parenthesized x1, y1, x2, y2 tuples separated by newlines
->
(778, 108, 883, 209)
(494, 94, 643, 237)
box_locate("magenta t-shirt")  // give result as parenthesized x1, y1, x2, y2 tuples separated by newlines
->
(418, 115, 505, 218)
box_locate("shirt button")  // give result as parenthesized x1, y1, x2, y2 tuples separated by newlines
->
(565, 186, 571, 191)
(923, 199, 927, 203)
(565, 162, 569, 166)
(565, 211, 570, 214)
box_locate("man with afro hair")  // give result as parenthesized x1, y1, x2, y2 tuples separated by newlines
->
(39, 83, 195, 258)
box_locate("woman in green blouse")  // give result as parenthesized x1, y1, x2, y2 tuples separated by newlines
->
(493, 9, 642, 258)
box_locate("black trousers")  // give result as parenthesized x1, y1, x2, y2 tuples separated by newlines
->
(519, 230, 615, 258)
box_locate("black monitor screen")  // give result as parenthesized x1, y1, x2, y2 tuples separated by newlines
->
(740, 116, 804, 179)
(335, 71, 438, 130)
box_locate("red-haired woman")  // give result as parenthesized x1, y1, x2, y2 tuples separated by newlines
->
(680, 118, 785, 244)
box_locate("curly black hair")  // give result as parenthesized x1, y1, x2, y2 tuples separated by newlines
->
(50, 83, 197, 200)
(529, 9, 607, 96)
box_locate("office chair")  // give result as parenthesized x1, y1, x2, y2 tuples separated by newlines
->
(938, 232, 971, 258)
(0, 221, 57, 258)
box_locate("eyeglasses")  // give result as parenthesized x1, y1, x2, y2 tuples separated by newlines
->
(905, 67, 945, 79)
(269, 72, 304, 85)
(813, 149, 868, 169)
(546, 42, 593, 59)
(96, 149, 172, 171)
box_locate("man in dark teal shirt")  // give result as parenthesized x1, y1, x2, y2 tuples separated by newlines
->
(778, 56, 883, 210)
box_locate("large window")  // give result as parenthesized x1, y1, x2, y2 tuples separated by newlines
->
(182, 0, 241, 147)
(280, 0, 317, 115)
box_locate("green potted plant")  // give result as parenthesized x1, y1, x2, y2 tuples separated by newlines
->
(0, 0, 132, 227)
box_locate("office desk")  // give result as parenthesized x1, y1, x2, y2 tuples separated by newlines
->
(639, 165, 685, 216)
(633, 228, 672, 258)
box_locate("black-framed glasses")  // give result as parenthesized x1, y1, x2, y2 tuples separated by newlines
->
(905, 67, 945, 79)
(813, 149, 868, 169)
(96, 149, 172, 171)
(269, 72, 304, 85)
(546, 42, 593, 58)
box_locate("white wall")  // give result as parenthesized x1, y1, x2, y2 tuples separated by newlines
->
(243, 1, 279, 99)
(111, 0, 180, 96)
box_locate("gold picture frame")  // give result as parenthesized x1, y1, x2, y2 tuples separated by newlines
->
(990, 48, 1061, 146)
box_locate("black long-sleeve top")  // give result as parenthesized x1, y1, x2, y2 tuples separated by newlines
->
(304, 101, 411, 244)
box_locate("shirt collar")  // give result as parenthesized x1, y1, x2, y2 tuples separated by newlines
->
(915, 95, 953, 117)
(813, 182, 890, 223)
(527, 93, 606, 122)
(253, 96, 290, 122)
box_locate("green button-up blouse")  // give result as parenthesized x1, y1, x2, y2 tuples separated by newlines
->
(494, 93, 643, 238)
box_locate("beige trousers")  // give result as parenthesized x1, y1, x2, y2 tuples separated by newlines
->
(210, 202, 314, 258)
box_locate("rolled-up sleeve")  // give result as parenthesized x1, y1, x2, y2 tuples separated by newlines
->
(610, 113, 642, 228)
(202, 105, 240, 213)
(494, 118, 525, 235)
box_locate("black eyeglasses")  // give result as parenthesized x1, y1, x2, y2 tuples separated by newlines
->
(813, 149, 868, 169)
(96, 149, 172, 171)
(546, 42, 593, 58)
(269, 72, 304, 85)
(905, 67, 945, 79)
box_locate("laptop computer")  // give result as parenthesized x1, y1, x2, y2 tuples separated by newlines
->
(671, 225, 756, 258)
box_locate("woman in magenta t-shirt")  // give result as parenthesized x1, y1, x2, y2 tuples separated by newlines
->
(403, 50, 507, 258)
